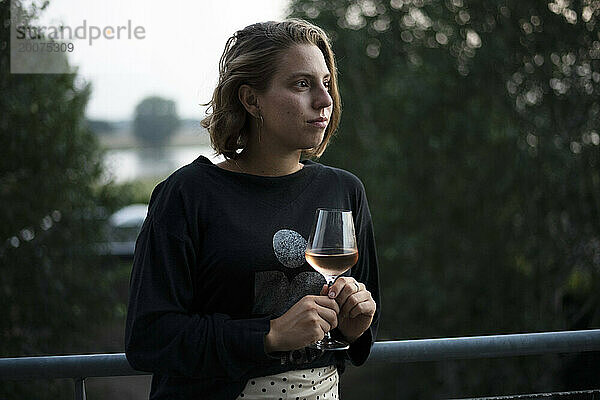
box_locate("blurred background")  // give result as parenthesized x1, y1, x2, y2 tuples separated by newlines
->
(1, 0, 599, 398)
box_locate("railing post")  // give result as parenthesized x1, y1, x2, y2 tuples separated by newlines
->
(74, 377, 86, 400)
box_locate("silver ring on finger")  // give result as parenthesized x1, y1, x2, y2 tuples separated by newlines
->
(354, 281, 360, 292)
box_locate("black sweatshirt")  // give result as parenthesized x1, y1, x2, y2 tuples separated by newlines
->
(125, 156, 380, 399)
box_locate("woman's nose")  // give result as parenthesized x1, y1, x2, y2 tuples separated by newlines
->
(313, 84, 333, 110)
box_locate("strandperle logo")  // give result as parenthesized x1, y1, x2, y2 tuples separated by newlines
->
(10, 8, 148, 74)
(15, 19, 146, 46)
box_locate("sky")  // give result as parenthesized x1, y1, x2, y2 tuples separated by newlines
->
(34, 0, 289, 121)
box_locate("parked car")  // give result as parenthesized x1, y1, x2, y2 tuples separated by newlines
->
(104, 204, 148, 257)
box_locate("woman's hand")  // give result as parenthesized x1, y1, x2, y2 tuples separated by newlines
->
(322, 277, 376, 343)
(265, 295, 339, 353)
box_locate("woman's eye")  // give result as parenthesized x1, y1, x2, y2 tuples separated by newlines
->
(296, 80, 309, 88)
(324, 81, 331, 90)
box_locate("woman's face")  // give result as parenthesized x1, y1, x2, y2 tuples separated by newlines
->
(256, 44, 333, 153)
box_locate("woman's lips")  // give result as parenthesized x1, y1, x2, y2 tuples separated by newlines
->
(308, 117, 328, 128)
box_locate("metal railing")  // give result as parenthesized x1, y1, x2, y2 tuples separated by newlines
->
(1, 329, 600, 399)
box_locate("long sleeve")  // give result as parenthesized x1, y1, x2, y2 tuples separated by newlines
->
(124, 184, 275, 381)
(346, 176, 381, 366)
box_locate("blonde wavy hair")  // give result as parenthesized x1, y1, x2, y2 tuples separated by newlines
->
(201, 19, 341, 159)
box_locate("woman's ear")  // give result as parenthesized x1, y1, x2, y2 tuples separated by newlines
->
(238, 85, 260, 117)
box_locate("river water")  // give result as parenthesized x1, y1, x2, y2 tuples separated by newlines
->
(103, 145, 224, 183)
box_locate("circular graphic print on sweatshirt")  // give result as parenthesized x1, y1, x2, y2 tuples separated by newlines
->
(272, 229, 307, 269)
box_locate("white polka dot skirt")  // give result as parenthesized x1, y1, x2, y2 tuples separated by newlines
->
(236, 365, 339, 400)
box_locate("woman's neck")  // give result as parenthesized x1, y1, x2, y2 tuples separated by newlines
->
(233, 145, 304, 176)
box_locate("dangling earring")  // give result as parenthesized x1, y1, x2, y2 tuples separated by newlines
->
(257, 113, 264, 143)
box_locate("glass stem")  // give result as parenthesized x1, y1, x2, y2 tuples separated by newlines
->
(324, 276, 337, 339)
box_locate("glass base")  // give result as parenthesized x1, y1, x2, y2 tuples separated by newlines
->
(309, 337, 350, 351)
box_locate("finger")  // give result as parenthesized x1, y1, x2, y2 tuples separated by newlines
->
(340, 290, 371, 316)
(326, 277, 346, 298)
(313, 296, 340, 314)
(316, 315, 331, 335)
(327, 277, 355, 299)
(331, 278, 361, 308)
(349, 298, 377, 319)
(336, 279, 360, 308)
(314, 304, 338, 330)
(320, 284, 328, 296)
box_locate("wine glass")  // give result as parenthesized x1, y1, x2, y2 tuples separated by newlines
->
(305, 208, 358, 351)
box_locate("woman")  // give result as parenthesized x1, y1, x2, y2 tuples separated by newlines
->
(125, 19, 380, 400)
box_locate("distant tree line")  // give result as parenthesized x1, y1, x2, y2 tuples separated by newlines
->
(86, 119, 115, 135)
(88, 96, 181, 144)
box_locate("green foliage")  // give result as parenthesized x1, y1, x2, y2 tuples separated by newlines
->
(290, 0, 600, 397)
(133, 96, 180, 146)
(0, 1, 127, 398)
(100, 178, 156, 206)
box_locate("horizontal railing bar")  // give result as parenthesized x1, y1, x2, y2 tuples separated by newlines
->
(1, 329, 599, 380)
(96, 241, 136, 257)
(368, 329, 600, 364)
(452, 389, 600, 399)
(0, 353, 146, 380)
